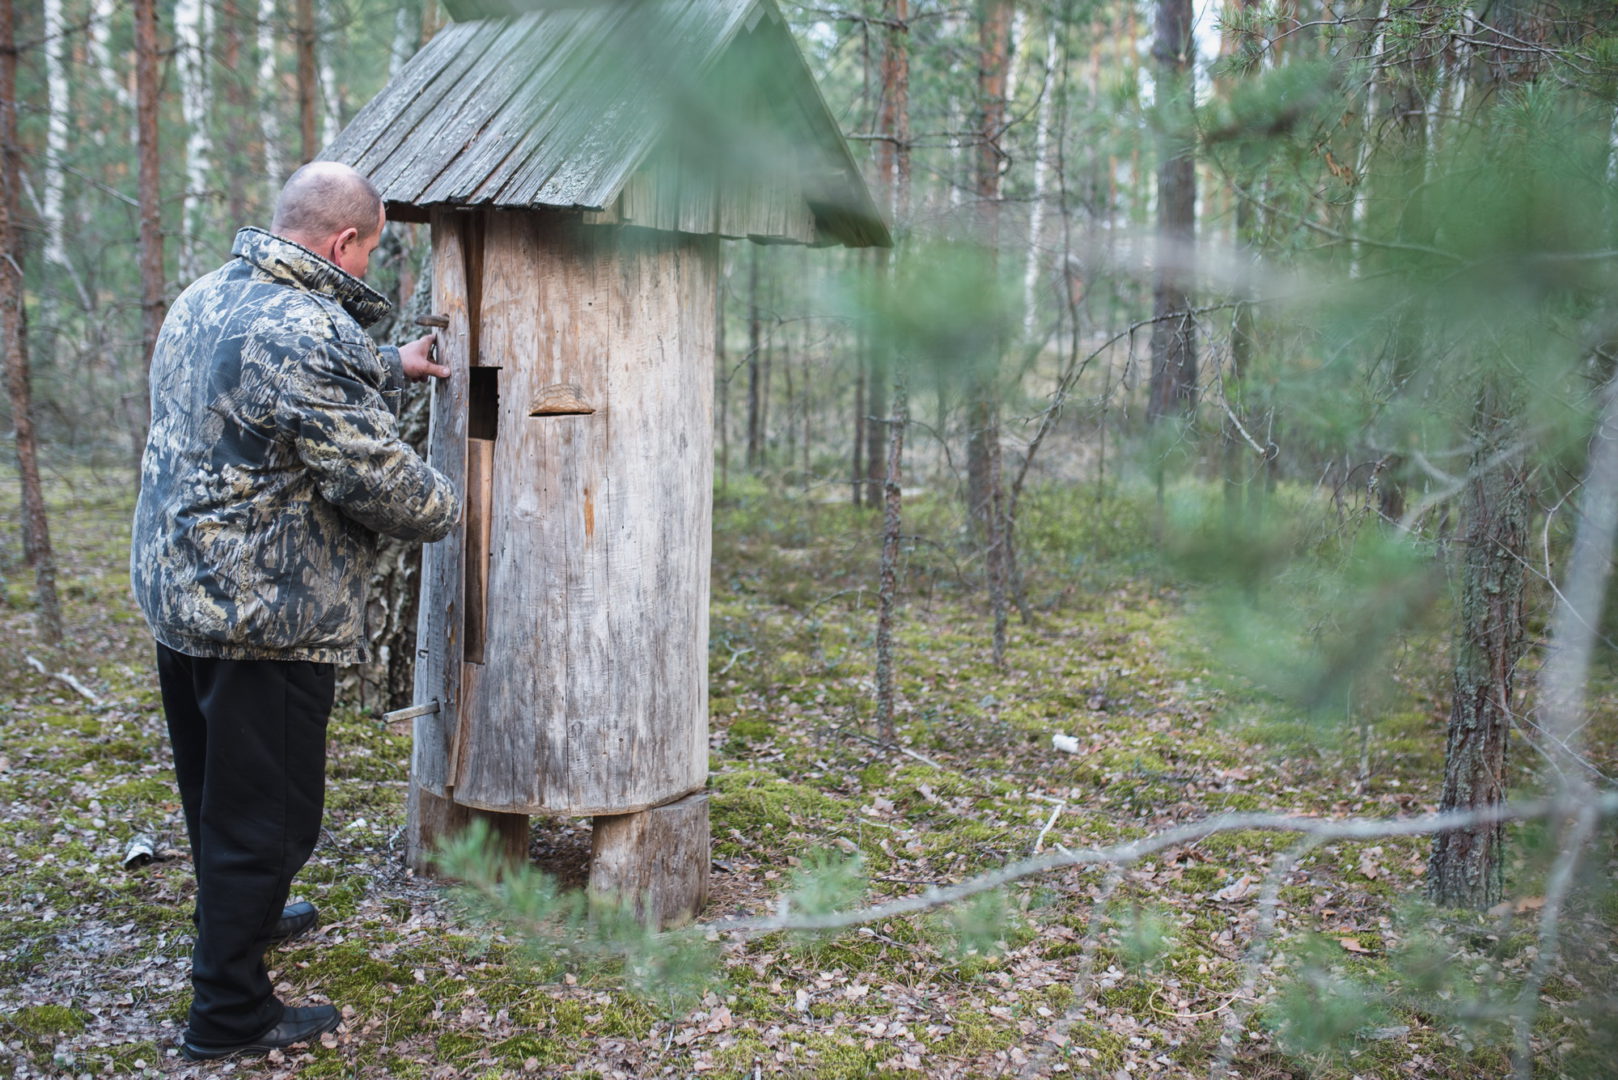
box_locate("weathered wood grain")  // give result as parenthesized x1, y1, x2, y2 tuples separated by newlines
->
(450, 215, 714, 817)
(410, 212, 473, 800)
(322, 0, 890, 249)
(406, 783, 529, 876)
(589, 792, 710, 928)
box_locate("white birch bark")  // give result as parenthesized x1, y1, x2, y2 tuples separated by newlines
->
(259, 0, 283, 196)
(176, 0, 213, 277)
(1348, 3, 1387, 280)
(40, 0, 68, 271)
(89, 0, 130, 109)
(318, 13, 342, 150)
(1022, 21, 1058, 341)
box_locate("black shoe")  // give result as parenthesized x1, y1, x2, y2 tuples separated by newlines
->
(268, 901, 319, 946)
(180, 1004, 340, 1061)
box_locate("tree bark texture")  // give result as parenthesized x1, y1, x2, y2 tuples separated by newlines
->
(966, 0, 1009, 543)
(874, 376, 907, 743)
(135, 0, 165, 456)
(296, 0, 317, 161)
(406, 783, 527, 876)
(864, 3, 909, 506)
(746, 242, 762, 470)
(590, 792, 710, 929)
(1428, 388, 1529, 909)
(258, 0, 283, 193)
(1146, 0, 1196, 422)
(1, 0, 64, 644)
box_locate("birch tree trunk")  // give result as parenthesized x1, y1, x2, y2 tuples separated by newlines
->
(40, 0, 68, 273)
(1022, 19, 1057, 342)
(1, 0, 64, 644)
(176, 0, 213, 277)
(89, 0, 130, 112)
(258, 0, 283, 194)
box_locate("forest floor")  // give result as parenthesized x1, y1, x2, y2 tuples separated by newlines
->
(0, 466, 1615, 1080)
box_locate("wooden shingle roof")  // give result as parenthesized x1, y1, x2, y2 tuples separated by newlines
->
(325, 0, 889, 248)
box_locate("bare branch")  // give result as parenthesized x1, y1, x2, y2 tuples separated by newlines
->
(704, 795, 1618, 936)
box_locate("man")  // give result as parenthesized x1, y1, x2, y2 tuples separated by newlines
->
(130, 161, 460, 1060)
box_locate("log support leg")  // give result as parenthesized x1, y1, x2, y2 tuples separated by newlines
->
(406, 783, 529, 877)
(589, 791, 710, 929)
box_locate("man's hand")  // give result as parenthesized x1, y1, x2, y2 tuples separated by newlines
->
(400, 332, 450, 381)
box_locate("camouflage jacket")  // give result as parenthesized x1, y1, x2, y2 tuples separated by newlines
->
(131, 227, 460, 665)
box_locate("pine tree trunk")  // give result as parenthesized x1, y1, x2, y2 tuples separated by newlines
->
(1427, 385, 1528, 909)
(872, 0, 910, 738)
(1, 0, 64, 644)
(134, 0, 165, 462)
(220, 0, 250, 227)
(296, 0, 317, 161)
(966, 0, 1009, 543)
(1146, 0, 1196, 422)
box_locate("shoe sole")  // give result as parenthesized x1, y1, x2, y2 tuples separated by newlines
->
(180, 1013, 340, 1061)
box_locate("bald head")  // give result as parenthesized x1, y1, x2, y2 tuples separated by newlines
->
(271, 162, 384, 246)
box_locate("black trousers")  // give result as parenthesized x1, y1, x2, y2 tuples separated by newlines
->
(156, 644, 335, 1044)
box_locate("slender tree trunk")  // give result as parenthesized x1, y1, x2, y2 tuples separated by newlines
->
(220, 0, 250, 227)
(259, 0, 283, 194)
(40, 0, 68, 272)
(318, 10, 342, 148)
(716, 269, 728, 493)
(970, 0, 1011, 668)
(135, 0, 166, 462)
(864, 270, 888, 505)
(967, 0, 1010, 538)
(852, 331, 865, 505)
(1428, 384, 1528, 908)
(1022, 19, 1057, 341)
(1427, 0, 1543, 910)
(176, 0, 213, 277)
(874, 377, 908, 743)
(1146, 0, 1197, 422)
(746, 243, 762, 470)
(872, 0, 912, 736)
(1, 0, 64, 644)
(90, 0, 130, 111)
(296, 0, 317, 161)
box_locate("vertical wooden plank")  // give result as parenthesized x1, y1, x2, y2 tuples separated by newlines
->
(410, 210, 472, 799)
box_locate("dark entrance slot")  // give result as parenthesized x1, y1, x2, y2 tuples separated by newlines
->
(465, 367, 499, 664)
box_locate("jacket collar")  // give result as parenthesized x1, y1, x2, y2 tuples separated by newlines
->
(232, 227, 392, 329)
